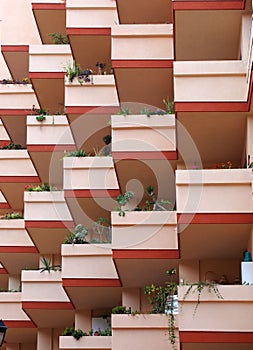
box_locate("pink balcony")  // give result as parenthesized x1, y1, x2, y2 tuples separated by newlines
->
(66, 0, 118, 70)
(32, 0, 67, 44)
(112, 314, 179, 350)
(59, 336, 112, 349)
(22, 270, 74, 327)
(61, 245, 121, 309)
(0, 219, 38, 275)
(111, 114, 177, 160)
(0, 293, 37, 344)
(178, 285, 253, 342)
(0, 84, 39, 145)
(176, 169, 253, 224)
(29, 45, 73, 113)
(27, 115, 76, 183)
(0, 150, 40, 210)
(24, 191, 74, 254)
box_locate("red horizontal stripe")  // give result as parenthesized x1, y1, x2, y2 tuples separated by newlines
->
(27, 145, 76, 152)
(175, 101, 249, 112)
(0, 203, 10, 209)
(29, 72, 65, 79)
(67, 28, 111, 36)
(32, 4, 66, 10)
(177, 213, 253, 224)
(25, 221, 75, 228)
(0, 177, 40, 183)
(0, 267, 8, 274)
(0, 246, 38, 253)
(63, 278, 121, 287)
(3, 320, 36, 328)
(0, 110, 31, 116)
(112, 60, 173, 69)
(113, 249, 179, 259)
(173, 0, 244, 11)
(180, 331, 253, 343)
(112, 151, 178, 160)
(22, 301, 73, 310)
(1, 45, 29, 52)
(64, 189, 120, 198)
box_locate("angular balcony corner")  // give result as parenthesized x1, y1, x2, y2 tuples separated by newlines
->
(176, 168, 253, 222)
(112, 24, 173, 61)
(0, 292, 37, 344)
(24, 191, 74, 254)
(0, 119, 10, 146)
(0, 190, 10, 209)
(112, 314, 179, 350)
(21, 269, 74, 328)
(111, 114, 177, 160)
(61, 244, 121, 309)
(174, 61, 248, 109)
(59, 335, 112, 350)
(65, 75, 119, 115)
(178, 285, 253, 333)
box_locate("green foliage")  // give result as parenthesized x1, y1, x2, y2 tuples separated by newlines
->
(64, 224, 89, 244)
(145, 185, 171, 211)
(36, 115, 46, 122)
(117, 107, 130, 115)
(0, 212, 24, 219)
(115, 191, 134, 216)
(140, 106, 165, 116)
(163, 97, 175, 114)
(92, 217, 111, 243)
(48, 32, 69, 44)
(65, 61, 81, 83)
(39, 257, 61, 273)
(62, 327, 86, 340)
(0, 142, 23, 150)
(111, 305, 131, 314)
(25, 183, 56, 192)
(65, 149, 88, 157)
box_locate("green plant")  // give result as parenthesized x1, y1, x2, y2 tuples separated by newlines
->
(65, 149, 88, 157)
(163, 97, 175, 114)
(24, 183, 55, 192)
(145, 185, 171, 211)
(117, 107, 130, 116)
(65, 61, 81, 83)
(48, 32, 69, 44)
(92, 217, 111, 243)
(140, 107, 165, 116)
(182, 280, 223, 316)
(62, 327, 86, 340)
(64, 224, 89, 244)
(112, 305, 131, 314)
(39, 257, 61, 273)
(0, 142, 23, 150)
(0, 212, 23, 219)
(145, 268, 177, 349)
(115, 191, 134, 216)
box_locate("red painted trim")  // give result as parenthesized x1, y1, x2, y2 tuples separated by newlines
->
(63, 278, 121, 287)
(175, 101, 249, 112)
(29, 72, 65, 79)
(22, 301, 73, 310)
(112, 151, 178, 160)
(1, 45, 29, 52)
(3, 320, 36, 328)
(0, 110, 31, 116)
(64, 189, 120, 198)
(0, 267, 8, 274)
(0, 176, 40, 183)
(173, 0, 245, 11)
(177, 213, 253, 224)
(27, 145, 76, 152)
(112, 60, 173, 69)
(0, 203, 10, 209)
(113, 249, 179, 259)
(66, 106, 119, 115)
(67, 28, 111, 36)
(0, 246, 38, 253)
(179, 331, 253, 343)
(25, 221, 75, 228)
(32, 3, 66, 10)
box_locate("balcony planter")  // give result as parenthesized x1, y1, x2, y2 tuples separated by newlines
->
(111, 114, 176, 153)
(112, 24, 173, 60)
(112, 314, 178, 350)
(64, 157, 119, 190)
(0, 84, 39, 111)
(59, 335, 111, 349)
(178, 285, 253, 332)
(0, 219, 35, 248)
(176, 168, 253, 213)
(111, 211, 177, 249)
(66, 0, 118, 28)
(0, 292, 34, 325)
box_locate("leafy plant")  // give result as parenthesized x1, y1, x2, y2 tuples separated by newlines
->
(112, 305, 131, 314)
(48, 32, 69, 44)
(145, 268, 177, 349)
(117, 107, 130, 116)
(39, 257, 61, 273)
(92, 217, 111, 243)
(24, 183, 55, 192)
(65, 149, 88, 157)
(140, 106, 165, 116)
(62, 327, 86, 340)
(182, 280, 223, 317)
(115, 191, 134, 216)
(64, 224, 89, 244)
(0, 142, 24, 150)
(145, 185, 171, 211)
(0, 212, 23, 219)
(163, 97, 175, 114)
(65, 61, 81, 83)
